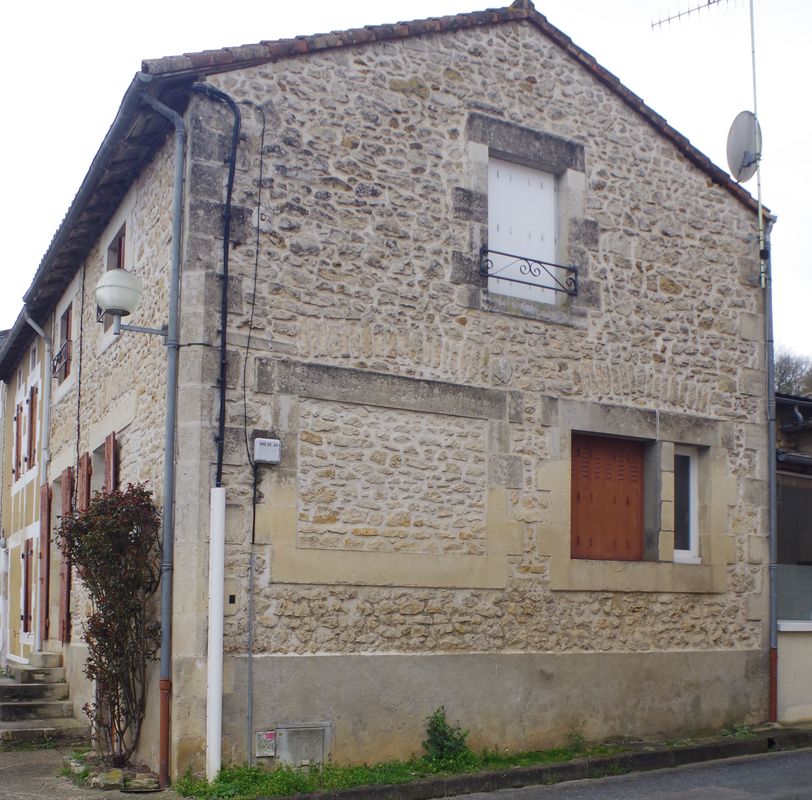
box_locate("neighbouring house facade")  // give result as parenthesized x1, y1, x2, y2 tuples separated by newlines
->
(775, 393, 812, 722)
(0, 0, 777, 778)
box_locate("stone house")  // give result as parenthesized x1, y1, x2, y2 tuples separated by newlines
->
(0, 0, 775, 780)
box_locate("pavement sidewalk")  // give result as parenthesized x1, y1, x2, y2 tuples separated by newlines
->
(0, 747, 183, 800)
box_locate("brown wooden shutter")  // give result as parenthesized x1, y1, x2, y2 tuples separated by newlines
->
(14, 403, 22, 477)
(27, 385, 38, 469)
(77, 452, 92, 513)
(59, 467, 74, 643)
(22, 538, 34, 632)
(104, 432, 117, 492)
(571, 434, 644, 561)
(39, 484, 52, 641)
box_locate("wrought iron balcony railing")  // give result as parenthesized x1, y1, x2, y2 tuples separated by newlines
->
(52, 339, 71, 381)
(479, 247, 578, 296)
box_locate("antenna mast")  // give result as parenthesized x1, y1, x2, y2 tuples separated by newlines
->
(653, 0, 776, 725)
(653, 0, 765, 283)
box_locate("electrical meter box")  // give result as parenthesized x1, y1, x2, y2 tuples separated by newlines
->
(254, 438, 282, 464)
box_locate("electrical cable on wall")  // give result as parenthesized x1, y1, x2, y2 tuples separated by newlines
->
(191, 83, 241, 489)
(240, 101, 268, 470)
(237, 98, 269, 767)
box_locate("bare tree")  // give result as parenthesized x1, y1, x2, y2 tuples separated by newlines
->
(775, 349, 812, 396)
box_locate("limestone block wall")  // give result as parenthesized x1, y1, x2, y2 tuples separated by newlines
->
(174, 16, 769, 765)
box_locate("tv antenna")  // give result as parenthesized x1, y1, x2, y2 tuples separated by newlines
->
(651, 0, 727, 29)
(653, 0, 767, 288)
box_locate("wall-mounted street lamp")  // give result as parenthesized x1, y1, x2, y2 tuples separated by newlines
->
(95, 269, 167, 337)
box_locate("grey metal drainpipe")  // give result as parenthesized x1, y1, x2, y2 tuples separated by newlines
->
(764, 218, 778, 720)
(137, 82, 186, 788)
(23, 310, 52, 655)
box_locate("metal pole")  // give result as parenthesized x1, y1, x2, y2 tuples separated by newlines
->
(139, 87, 186, 786)
(748, 0, 778, 721)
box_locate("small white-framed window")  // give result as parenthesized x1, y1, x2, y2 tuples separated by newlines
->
(674, 445, 700, 563)
(98, 225, 126, 331)
(487, 157, 557, 304)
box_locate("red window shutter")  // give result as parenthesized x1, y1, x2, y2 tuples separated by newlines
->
(39, 484, 52, 641)
(571, 434, 644, 561)
(59, 466, 74, 643)
(77, 452, 92, 513)
(104, 432, 117, 492)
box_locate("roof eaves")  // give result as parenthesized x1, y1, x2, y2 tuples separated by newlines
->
(1, 71, 186, 381)
(0, 311, 34, 383)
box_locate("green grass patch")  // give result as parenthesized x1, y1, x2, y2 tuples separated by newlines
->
(174, 742, 628, 800)
(720, 724, 754, 740)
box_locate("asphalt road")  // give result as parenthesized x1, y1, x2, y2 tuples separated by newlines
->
(464, 749, 812, 800)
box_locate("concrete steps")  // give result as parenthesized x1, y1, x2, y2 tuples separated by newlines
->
(0, 698, 75, 721)
(0, 716, 88, 745)
(0, 653, 88, 746)
(0, 679, 68, 701)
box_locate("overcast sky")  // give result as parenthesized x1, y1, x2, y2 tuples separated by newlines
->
(1, 0, 809, 356)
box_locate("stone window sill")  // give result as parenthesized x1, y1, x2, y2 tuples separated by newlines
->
(549, 557, 726, 594)
(459, 286, 587, 327)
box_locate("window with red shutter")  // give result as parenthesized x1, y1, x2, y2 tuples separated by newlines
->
(13, 403, 22, 479)
(55, 305, 72, 383)
(27, 385, 38, 470)
(571, 433, 644, 561)
(104, 432, 117, 492)
(77, 452, 92, 513)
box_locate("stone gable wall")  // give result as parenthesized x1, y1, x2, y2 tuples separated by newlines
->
(184, 18, 769, 666)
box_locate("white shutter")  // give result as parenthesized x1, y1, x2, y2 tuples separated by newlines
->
(487, 158, 556, 303)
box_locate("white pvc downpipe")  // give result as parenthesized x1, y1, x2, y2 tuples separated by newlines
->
(206, 487, 226, 781)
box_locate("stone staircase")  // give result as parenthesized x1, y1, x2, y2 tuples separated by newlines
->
(0, 652, 88, 746)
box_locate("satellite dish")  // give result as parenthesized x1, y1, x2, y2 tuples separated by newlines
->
(726, 110, 761, 183)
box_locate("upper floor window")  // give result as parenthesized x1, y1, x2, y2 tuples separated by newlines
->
(13, 402, 23, 478)
(26, 385, 38, 470)
(54, 304, 72, 383)
(98, 225, 126, 331)
(487, 158, 557, 304)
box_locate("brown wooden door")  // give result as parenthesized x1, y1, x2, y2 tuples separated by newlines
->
(22, 538, 34, 633)
(58, 467, 74, 643)
(571, 434, 644, 561)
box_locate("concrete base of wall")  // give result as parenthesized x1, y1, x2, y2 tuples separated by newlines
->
(220, 649, 767, 765)
(64, 643, 92, 720)
(778, 630, 812, 723)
